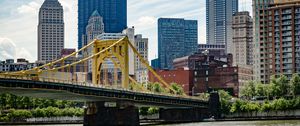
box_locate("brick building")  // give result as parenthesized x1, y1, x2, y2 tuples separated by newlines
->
(194, 66, 252, 97)
(150, 52, 252, 97)
(148, 68, 194, 95)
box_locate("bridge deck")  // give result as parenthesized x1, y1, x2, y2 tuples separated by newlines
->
(0, 79, 208, 108)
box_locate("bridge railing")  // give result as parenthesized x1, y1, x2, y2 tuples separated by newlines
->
(0, 75, 206, 101)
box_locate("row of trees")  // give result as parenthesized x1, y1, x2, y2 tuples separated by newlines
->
(0, 107, 84, 122)
(241, 74, 300, 99)
(220, 90, 300, 114)
(0, 94, 82, 110)
(0, 94, 84, 122)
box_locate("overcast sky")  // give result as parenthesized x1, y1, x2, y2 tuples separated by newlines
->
(0, 0, 252, 62)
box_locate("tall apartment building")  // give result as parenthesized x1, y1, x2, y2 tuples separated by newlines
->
(158, 18, 198, 70)
(253, 0, 274, 83)
(38, 0, 64, 62)
(232, 11, 253, 67)
(206, 0, 238, 54)
(134, 34, 148, 83)
(268, 0, 300, 78)
(78, 0, 127, 51)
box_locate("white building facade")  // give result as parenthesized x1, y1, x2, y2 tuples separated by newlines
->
(134, 34, 149, 84)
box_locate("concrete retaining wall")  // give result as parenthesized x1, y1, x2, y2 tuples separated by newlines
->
(223, 109, 300, 118)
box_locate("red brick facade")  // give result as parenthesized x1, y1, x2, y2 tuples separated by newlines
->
(148, 68, 194, 95)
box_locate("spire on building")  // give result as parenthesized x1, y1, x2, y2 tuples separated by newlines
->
(91, 10, 100, 17)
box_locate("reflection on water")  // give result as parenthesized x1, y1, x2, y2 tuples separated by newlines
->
(12, 124, 83, 126)
(10, 120, 300, 126)
(160, 120, 300, 126)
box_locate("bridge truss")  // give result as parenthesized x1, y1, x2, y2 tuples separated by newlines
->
(0, 37, 178, 95)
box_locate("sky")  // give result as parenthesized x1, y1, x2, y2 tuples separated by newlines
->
(0, 0, 252, 62)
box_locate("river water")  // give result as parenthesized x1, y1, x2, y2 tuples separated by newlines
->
(11, 120, 300, 126)
(160, 120, 300, 126)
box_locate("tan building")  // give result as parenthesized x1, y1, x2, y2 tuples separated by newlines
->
(232, 11, 253, 67)
(134, 34, 148, 83)
(38, 0, 64, 63)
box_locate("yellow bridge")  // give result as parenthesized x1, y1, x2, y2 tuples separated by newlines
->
(0, 37, 175, 93)
(0, 37, 213, 125)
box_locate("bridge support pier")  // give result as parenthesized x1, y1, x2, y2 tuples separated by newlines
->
(159, 108, 209, 123)
(84, 101, 139, 126)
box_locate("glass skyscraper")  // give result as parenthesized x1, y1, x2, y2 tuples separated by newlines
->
(158, 18, 198, 70)
(206, 0, 238, 54)
(78, 0, 127, 50)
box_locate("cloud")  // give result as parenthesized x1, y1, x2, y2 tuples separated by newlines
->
(1, 0, 253, 63)
(0, 37, 33, 61)
(133, 16, 156, 30)
(17, 1, 40, 14)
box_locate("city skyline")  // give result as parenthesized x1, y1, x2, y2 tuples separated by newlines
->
(0, 0, 251, 62)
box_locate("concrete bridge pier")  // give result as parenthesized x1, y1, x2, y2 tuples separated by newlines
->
(159, 92, 221, 123)
(159, 108, 209, 123)
(84, 101, 139, 126)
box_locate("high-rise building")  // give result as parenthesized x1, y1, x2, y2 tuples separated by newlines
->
(158, 18, 198, 70)
(134, 34, 148, 83)
(78, 0, 127, 51)
(253, 0, 274, 83)
(38, 0, 64, 62)
(83, 10, 104, 46)
(232, 11, 253, 67)
(83, 10, 104, 73)
(268, 0, 300, 78)
(206, 0, 238, 54)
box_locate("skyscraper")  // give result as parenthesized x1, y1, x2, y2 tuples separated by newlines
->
(268, 0, 300, 78)
(206, 0, 238, 54)
(84, 10, 104, 46)
(232, 11, 253, 67)
(158, 18, 198, 70)
(38, 0, 64, 62)
(253, 0, 274, 83)
(78, 0, 127, 51)
(83, 10, 104, 73)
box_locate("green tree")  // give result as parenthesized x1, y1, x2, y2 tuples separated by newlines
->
(255, 83, 267, 96)
(290, 74, 300, 96)
(139, 107, 149, 116)
(147, 107, 159, 115)
(240, 81, 256, 99)
(169, 83, 184, 95)
(219, 90, 233, 114)
(149, 82, 166, 93)
(270, 75, 289, 97)
(32, 108, 46, 117)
